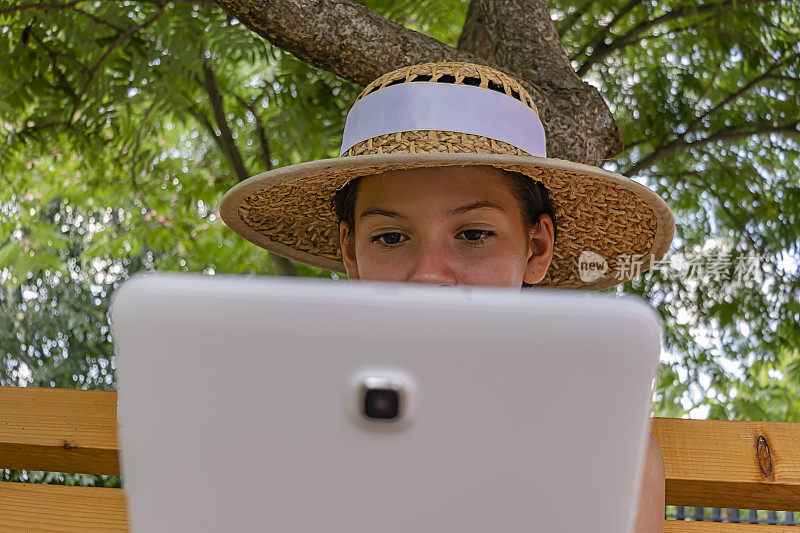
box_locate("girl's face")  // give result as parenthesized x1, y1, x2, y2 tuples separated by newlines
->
(338, 166, 554, 288)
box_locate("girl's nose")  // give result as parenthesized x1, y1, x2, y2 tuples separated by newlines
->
(408, 242, 457, 286)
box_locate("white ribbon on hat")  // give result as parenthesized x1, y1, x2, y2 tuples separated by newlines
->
(339, 82, 547, 157)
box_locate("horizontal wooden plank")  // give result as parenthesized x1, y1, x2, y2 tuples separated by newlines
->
(665, 521, 795, 531)
(2, 483, 794, 533)
(0, 481, 128, 531)
(653, 418, 800, 511)
(4, 386, 800, 512)
(0, 386, 119, 475)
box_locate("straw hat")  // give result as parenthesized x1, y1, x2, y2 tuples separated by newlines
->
(220, 61, 674, 290)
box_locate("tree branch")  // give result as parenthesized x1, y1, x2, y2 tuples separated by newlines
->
(696, 59, 724, 104)
(127, 98, 160, 215)
(186, 107, 228, 158)
(126, 0, 217, 4)
(623, 51, 799, 175)
(0, 1, 79, 15)
(195, 69, 298, 276)
(233, 93, 272, 172)
(572, 0, 640, 61)
(684, 52, 798, 134)
(625, 120, 800, 176)
(198, 65, 250, 182)
(215, 0, 475, 85)
(68, 5, 165, 125)
(555, 0, 596, 37)
(29, 27, 90, 75)
(7, 119, 70, 145)
(621, 137, 652, 151)
(0, 0, 212, 13)
(768, 74, 800, 83)
(576, 0, 774, 77)
(72, 5, 126, 32)
(213, 0, 622, 165)
(704, 121, 800, 142)
(611, 10, 722, 51)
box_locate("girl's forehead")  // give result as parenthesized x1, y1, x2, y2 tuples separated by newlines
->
(358, 166, 513, 198)
(354, 166, 521, 217)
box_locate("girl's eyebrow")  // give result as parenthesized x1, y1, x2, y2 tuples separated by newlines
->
(447, 200, 507, 216)
(359, 200, 507, 221)
(359, 208, 406, 220)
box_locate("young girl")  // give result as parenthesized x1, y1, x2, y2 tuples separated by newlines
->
(221, 61, 674, 532)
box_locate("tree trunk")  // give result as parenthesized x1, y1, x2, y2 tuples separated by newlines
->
(457, 0, 623, 164)
(213, 0, 622, 166)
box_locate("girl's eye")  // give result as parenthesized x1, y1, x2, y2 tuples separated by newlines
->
(370, 232, 408, 247)
(457, 229, 495, 243)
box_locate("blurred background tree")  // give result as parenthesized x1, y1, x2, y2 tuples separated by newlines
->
(1, 0, 799, 485)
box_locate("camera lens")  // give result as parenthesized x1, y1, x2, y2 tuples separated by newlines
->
(363, 388, 400, 420)
(358, 375, 407, 423)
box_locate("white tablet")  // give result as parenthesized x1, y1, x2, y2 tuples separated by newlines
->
(110, 272, 662, 533)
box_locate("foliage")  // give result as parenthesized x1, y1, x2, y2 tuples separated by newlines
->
(0, 0, 799, 477)
(552, 0, 800, 420)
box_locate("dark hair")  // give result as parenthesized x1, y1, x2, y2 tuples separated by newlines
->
(333, 169, 557, 288)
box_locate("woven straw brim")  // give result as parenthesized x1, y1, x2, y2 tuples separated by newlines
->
(220, 152, 674, 290)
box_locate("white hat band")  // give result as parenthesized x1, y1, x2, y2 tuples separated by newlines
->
(339, 82, 547, 157)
